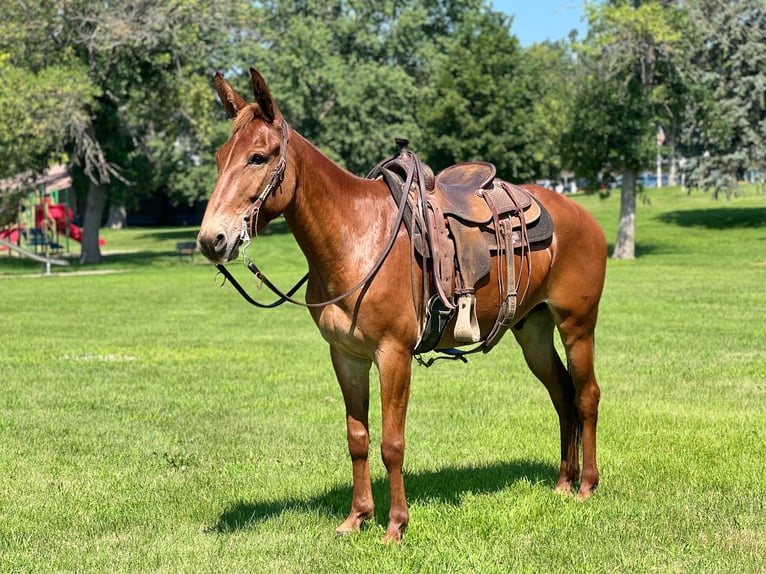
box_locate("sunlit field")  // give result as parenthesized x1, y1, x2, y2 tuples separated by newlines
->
(1, 186, 764, 572)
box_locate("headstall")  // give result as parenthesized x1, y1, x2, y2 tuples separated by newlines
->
(239, 120, 291, 248)
(216, 121, 413, 310)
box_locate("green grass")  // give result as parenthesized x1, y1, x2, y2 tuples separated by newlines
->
(1, 187, 764, 573)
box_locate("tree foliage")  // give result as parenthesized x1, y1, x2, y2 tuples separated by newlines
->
(249, 0, 482, 174)
(0, 0, 247, 262)
(563, 0, 686, 259)
(523, 40, 578, 181)
(242, 1, 572, 184)
(679, 0, 766, 198)
(567, 0, 685, 180)
(418, 8, 535, 180)
(0, 61, 96, 178)
(1, 0, 764, 266)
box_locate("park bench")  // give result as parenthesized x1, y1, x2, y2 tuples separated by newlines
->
(175, 241, 198, 261)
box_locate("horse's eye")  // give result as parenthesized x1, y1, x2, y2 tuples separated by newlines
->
(248, 154, 267, 166)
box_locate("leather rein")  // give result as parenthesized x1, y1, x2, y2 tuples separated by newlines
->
(215, 121, 419, 310)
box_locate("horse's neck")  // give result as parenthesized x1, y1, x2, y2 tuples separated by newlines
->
(285, 133, 392, 280)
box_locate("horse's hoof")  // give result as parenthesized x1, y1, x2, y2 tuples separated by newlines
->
(575, 486, 596, 502)
(575, 483, 598, 501)
(381, 523, 406, 543)
(335, 523, 360, 538)
(554, 480, 575, 496)
(336, 509, 373, 537)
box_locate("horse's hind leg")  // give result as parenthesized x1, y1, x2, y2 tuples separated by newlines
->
(557, 309, 601, 500)
(513, 306, 582, 494)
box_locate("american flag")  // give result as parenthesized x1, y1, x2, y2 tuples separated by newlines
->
(657, 125, 666, 146)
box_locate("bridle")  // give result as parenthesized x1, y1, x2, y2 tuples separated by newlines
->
(239, 120, 290, 245)
(215, 120, 416, 310)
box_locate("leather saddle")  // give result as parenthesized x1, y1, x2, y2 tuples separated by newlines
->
(368, 143, 553, 353)
(429, 163, 546, 345)
(433, 161, 541, 228)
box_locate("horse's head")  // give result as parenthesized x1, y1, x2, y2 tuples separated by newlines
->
(197, 68, 291, 263)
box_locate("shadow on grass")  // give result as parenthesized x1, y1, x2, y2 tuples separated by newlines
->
(135, 217, 293, 239)
(605, 243, 662, 258)
(100, 250, 198, 267)
(135, 229, 200, 242)
(209, 459, 556, 533)
(658, 207, 765, 229)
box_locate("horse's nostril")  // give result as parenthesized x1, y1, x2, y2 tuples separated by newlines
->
(214, 233, 227, 254)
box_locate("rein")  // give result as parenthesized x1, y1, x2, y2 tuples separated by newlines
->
(216, 125, 418, 310)
(215, 262, 307, 309)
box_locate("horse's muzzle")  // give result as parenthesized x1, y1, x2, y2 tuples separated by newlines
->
(197, 228, 240, 264)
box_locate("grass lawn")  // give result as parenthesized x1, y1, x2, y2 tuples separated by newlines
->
(1, 187, 764, 572)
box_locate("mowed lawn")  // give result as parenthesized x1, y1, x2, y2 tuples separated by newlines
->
(1, 187, 764, 573)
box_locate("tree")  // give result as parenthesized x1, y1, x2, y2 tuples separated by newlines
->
(563, 1, 686, 259)
(0, 62, 96, 179)
(517, 39, 577, 182)
(679, 0, 766, 198)
(247, 1, 464, 174)
(0, 0, 246, 263)
(418, 8, 542, 181)
(245, 0, 553, 178)
(0, 60, 97, 223)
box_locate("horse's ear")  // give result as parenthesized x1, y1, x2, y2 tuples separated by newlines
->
(214, 72, 248, 119)
(250, 67, 280, 124)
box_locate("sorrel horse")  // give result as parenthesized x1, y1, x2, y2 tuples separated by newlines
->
(197, 68, 607, 542)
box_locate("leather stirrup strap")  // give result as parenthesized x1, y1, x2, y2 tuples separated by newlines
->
(483, 217, 517, 351)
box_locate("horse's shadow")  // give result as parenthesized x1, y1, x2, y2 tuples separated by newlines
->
(209, 460, 556, 533)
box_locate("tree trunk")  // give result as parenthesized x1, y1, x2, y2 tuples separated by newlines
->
(80, 180, 107, 264)
(106, 204, 127, 229)
(668, 154, 677, 187)
(667, 130, 677, 187)
(613, 168, 637, 260)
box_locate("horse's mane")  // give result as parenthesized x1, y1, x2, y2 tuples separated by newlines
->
(233, 103, 268, 132)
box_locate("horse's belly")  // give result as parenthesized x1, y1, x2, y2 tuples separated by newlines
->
(433, 249, 552, 350)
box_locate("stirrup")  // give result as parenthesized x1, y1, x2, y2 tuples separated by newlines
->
(454, 293, 480, 343)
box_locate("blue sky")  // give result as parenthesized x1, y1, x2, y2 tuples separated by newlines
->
(490, 0, 587, 46)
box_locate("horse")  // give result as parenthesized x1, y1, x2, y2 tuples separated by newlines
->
(197, 68, 607, 543)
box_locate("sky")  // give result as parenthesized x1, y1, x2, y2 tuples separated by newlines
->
(490, 0, 587, 46)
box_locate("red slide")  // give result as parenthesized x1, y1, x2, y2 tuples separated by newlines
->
(67, 222, 83, 242)
(39, 202, 105, 245)
(0, 227, 21, 249)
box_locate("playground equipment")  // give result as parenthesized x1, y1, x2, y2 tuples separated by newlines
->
(0, 238, 70, 275)
(0, 165, 96, 265)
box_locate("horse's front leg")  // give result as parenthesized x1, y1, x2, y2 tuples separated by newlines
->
(376, 345, 413, 542)
(331, 348, 375, 535)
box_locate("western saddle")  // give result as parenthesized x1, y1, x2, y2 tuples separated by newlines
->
(368, 139, 552, 357)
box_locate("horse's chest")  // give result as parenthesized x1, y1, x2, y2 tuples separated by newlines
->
(313, 305, 370, 357)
